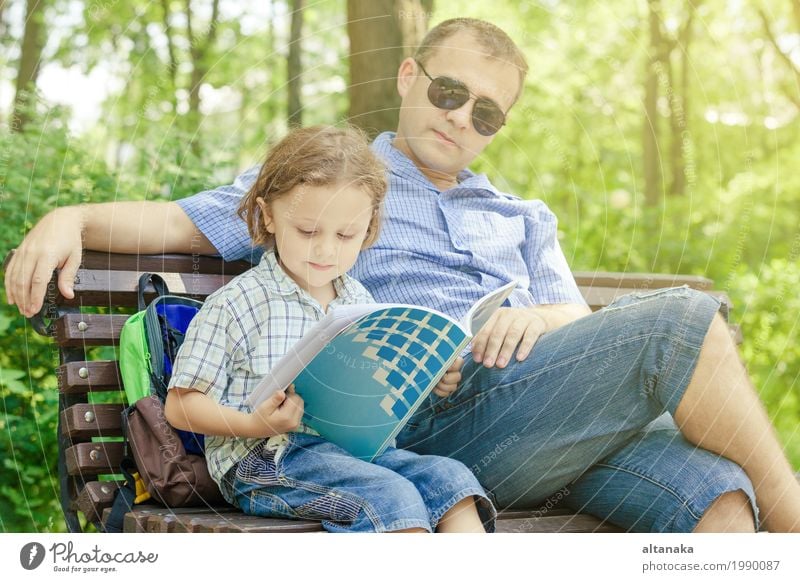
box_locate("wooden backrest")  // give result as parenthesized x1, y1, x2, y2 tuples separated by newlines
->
(4, 249, 732, 531)
(28, 251, 251, 531)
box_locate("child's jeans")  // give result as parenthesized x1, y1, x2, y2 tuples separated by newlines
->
(227, 432, 496, 532)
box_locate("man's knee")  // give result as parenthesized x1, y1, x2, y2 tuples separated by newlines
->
(700, 312, 735, 352)
(624, 287, 720, 342)
(694, 490, 756, 533)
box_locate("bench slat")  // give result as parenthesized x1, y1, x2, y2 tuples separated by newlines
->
(55, 314, 129, 348)
(495, 513, 621, 533)
(59, 361, 122, 394)
(61, 404, 124, 440)
(112, 505, 619, 533)
(65, 442, 125, 477)
(580, 286, 732, 312)
(80, 251, 252, 276)
(78, 481, 122, 524)
(63, 269, 237, 308)
(112, 506, 235, 533)
(573, 271, 713, 289)
(192, 513, 325, 533)
(61, 272, 729, 315)
(151, 508, 244, 533)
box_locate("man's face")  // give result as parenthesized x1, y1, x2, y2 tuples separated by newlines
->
(394, 31, 521, 186)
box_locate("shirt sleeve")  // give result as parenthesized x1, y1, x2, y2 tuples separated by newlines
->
(343, 276, 375, 304)
(354, 280, 375, 304)
(175, 165, 264, 263)
(522, 201, 587, 306)
(168, 295, 241, 401)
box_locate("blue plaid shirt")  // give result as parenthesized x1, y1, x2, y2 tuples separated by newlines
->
(177, 132, 585, 321)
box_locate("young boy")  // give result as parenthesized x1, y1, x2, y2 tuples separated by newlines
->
(164, 125, 495, 533)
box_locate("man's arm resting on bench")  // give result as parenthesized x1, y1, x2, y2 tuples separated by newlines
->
(4, 201, 216, 317)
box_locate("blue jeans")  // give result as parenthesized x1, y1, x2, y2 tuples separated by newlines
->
(229, 433, 496, 532)
(396, 287, 758, 532)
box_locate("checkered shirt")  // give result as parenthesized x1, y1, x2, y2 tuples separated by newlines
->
(167, 247, 373, 496)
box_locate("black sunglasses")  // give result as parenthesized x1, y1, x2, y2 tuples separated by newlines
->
(416, 60, 507, 136)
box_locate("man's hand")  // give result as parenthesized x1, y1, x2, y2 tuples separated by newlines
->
(4, 201, 217, 319)
(248, 384, 305, 437)
(433, 357, 464, 398)
(471, 304, 591, 368)
(471, 307, 548, 369)
(4, 207, 84, 318)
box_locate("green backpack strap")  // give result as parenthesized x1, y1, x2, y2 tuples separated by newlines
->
(119, 273, 171, 405)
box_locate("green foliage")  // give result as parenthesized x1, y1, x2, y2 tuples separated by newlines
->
(2, 0, 800, 531)
(732, 260, 800, 467)
(0, 106, 224, 532)
(0, 109, 97, 532)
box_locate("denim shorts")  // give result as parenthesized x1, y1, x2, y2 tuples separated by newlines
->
(228, 432, 496, 533)
(397, 286, 758, 532)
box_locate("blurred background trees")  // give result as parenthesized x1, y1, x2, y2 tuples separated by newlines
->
(1, 0, 799, 531)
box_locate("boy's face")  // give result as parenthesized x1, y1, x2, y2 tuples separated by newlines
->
(394, 30, 521, 187)
(257, 184, 374, 302)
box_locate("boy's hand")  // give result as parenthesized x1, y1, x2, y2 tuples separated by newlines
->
(471, 307, 547, 368)
(249, 384, 304, 436)
(433, 357, 464, 398)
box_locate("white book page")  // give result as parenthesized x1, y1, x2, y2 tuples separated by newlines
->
(244, 302, 463, 408)
(460, 280, 518, 336)
(245, 284, 516, 410)
(244, 304, 375, 408)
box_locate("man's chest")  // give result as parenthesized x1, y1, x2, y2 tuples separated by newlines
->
(382, 189, 527, 259)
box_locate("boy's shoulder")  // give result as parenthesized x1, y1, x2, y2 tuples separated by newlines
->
(201, 263, 277, 314)
(339, 274, 373, 304)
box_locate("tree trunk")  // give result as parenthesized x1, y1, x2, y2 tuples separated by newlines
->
(262, 0, 279, 149)
(184, 0, 220, 153)
(643, 0, 663, 207)
(287, 0, 304, 127)
(11, 0, 47, 132)
(185, 0, 199, 123)
(160, 0, 178, 91)
(346, 0, 433, 137)
(666, 50, 684, 198)
(667, 3, 699, 198)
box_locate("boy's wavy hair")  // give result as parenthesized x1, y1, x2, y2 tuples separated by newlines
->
(238, 125, 387, 249)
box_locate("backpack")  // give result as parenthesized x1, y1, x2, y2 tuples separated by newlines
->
(111, 273, 225, 522)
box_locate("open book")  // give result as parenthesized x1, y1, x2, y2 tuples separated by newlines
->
(245, 280, 517, 460)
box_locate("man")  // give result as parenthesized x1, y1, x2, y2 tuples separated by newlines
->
(5, 18, 799, 532)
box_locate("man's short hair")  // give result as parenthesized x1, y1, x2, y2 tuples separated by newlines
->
(413, 18, 529, 104)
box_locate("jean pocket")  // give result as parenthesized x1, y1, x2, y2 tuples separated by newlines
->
(295, 491, 362, 524)
(247, 490, 298, 519)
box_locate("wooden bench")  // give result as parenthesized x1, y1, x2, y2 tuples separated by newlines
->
(3, 249, 735, 533)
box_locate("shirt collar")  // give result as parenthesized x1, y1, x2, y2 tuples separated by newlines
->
(256, 246, 361, 303)
(372, 131, 500, 196)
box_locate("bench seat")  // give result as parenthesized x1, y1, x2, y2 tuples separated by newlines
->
(4, 249, 736, 533)
(105, 505, 623, 533)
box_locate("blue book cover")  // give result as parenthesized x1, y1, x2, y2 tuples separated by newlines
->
(245, 281, 517, 460)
